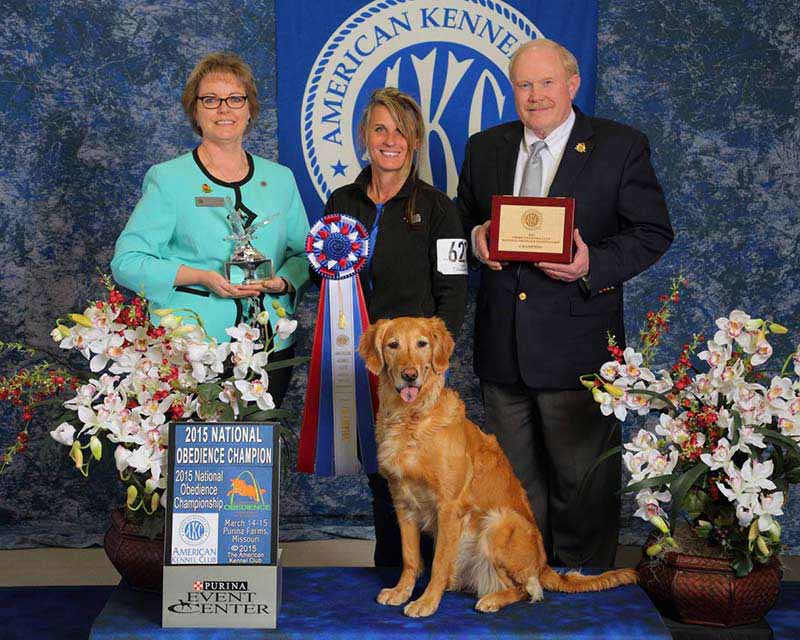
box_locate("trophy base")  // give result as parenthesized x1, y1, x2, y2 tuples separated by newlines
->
(225, 259, 274, 285)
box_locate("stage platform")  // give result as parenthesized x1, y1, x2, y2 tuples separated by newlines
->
(88, 566, 671, 639)
(3, 572, 799, 638)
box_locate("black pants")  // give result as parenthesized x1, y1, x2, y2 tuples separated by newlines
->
(481, 381, 621, 568)
(267, 345, 295, 409)
(367, 472, 435, 568)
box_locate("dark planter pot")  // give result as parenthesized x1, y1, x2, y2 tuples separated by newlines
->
(637, 545, 782, 627)
(103, 508, 164, 593)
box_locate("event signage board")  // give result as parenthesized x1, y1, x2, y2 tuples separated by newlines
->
(162, 421, 281, 628)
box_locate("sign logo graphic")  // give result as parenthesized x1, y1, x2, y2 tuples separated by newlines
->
(179, 515, 211, 546)
(224, 471, 270, 511)
(171, 513, 219, 564)
(301, 0, 542, 203)
(522, 208, 542, 230)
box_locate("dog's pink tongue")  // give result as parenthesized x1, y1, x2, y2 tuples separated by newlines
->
(400, 387, 419, 403)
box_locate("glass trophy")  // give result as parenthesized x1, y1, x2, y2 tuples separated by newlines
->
(223, 197, 274, 285)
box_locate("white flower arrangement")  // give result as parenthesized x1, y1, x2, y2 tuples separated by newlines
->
(0, 281, 300, 524)
(582, 277, 800, 576)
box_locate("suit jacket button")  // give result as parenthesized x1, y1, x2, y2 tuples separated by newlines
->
(518, 292, 527, 301)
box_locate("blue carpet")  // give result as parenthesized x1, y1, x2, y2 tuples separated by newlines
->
(1, 577, 799, 639)
(92, 567, 669, 639)
(0, 585, 112, 640)
(767, 582, 800, 640)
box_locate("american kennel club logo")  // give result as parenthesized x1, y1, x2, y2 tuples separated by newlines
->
(302, 0, 542, 201)
(172, 513, 219, 564)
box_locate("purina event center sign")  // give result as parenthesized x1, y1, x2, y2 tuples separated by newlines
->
(162, 422, 282, 629)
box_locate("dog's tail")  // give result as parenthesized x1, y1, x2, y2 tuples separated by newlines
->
(537, 566, 637, 593)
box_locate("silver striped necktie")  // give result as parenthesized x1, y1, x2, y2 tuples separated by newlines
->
(519, 140, 547, 197)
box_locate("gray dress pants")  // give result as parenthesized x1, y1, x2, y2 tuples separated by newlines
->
(481, 380, 622, 568)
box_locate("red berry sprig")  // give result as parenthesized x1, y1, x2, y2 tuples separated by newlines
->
(637, 275, 687, 366)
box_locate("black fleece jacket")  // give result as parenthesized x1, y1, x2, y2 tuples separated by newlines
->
(315, 166, 468, 338)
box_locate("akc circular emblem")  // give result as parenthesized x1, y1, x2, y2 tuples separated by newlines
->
(301, 0, 542, 202)
(179, 515, 211, 546)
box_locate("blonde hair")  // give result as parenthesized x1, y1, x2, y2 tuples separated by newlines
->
(357, 87, 425, 172)
(358, 88, 427, 226)
(182, 52, 259, 136)
(508, 39, 580, 82)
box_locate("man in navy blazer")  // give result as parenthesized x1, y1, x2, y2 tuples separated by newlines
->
(457, 38, 673, 568)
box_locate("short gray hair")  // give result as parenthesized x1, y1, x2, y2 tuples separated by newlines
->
(508, 39, 580, 82)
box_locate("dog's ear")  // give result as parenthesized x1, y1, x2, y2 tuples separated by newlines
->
(359, 319, 389, 374)
(428, 317, 454, 374)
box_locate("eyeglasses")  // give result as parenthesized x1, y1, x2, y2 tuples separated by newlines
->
(196, 95, 248, 109)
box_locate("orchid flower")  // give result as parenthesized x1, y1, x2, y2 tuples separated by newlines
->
(235, 376, 275, 411)
(754, 492, 784, 532)
(633, 488, 672, 521)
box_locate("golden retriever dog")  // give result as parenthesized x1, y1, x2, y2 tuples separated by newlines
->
(358, 316, 637, 618)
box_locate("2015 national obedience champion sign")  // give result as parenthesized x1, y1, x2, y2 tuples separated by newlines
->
(165, 422, 279, 566)
(277, 0, 598, 215)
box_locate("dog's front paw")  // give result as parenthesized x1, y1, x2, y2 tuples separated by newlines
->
(376, 586, 412, 606)
(474, 594, 501, 613)
(403, 596, 440, 618)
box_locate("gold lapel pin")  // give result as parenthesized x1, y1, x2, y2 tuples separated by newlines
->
(575, 142, 587, 153)
(201, 183, 212, 193)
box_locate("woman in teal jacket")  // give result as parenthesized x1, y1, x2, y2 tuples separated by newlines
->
(112, 52, 309, 406)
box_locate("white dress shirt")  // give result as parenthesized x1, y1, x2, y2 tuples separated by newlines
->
(470, 109, 577, 260)
(513, 108, 576, 197)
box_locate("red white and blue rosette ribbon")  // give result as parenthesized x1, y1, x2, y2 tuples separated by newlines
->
(305, 214, 369, 280)
(298, 214, 378, 476)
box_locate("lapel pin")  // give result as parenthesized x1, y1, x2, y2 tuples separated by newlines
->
(201, 183, 212, 193)
(575, 142, 587, 153)
(260, 180, 267, 187)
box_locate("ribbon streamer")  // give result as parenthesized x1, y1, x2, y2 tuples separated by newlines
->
(298, 215, 378, 476)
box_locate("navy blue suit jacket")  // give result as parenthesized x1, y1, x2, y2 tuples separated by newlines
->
(457, 107, 674, 389)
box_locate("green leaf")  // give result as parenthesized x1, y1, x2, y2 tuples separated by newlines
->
(773, 445, 785, 477)
(242, 408, 294, 422)
(220, 404, 235, 422)
(731, 550, 753, 578)
(757, 428, 800, 458)
(623, 473, 677, 494)
(785, 453, 800, 471)
(197, 382, 222, 401)
(578, 446, 622, 500)
(262, 356, 310, 371)
(668, 462, 709, 527)
(625, 388, 678, 413)
(787, 467, 800, 484)
(729, 410, 742, 445)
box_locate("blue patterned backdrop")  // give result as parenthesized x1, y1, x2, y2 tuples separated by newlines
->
(1, 0, 799, 554)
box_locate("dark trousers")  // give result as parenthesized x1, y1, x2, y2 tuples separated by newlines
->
(481, 381, 621, 568)
(367, 472, 435, 568)
(268, 345, 295, 409)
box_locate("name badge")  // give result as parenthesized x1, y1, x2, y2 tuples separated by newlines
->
(195, 196, 226, 207)
(436, 239, 468, 275)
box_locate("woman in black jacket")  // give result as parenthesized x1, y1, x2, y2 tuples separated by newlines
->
(323, 87, 468, 567)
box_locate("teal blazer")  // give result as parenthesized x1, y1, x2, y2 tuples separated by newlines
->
(111, 150, 310, 347)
